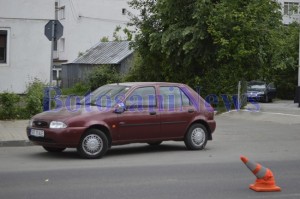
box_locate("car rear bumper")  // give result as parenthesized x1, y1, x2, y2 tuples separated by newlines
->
(207, 120, 216, 140)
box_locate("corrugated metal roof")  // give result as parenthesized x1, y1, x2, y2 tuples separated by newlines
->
(73, 41, 133, 64)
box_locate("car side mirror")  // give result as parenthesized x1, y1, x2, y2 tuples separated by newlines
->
(114, 103, 126, 114)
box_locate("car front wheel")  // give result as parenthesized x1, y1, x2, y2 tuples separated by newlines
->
(77, 129, 108, 159)
(264, 94, 269, 103)
(184, 124, 208, 150)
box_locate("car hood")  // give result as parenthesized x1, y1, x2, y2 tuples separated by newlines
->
(247, 90, 262, 93)
(32, 106, 112, 122)
(247, 88, 266, 92)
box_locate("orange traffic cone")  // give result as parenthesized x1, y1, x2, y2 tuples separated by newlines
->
(240, 156, 281, 192)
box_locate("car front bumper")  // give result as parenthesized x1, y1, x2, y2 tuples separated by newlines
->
(27, 126, 86, 148)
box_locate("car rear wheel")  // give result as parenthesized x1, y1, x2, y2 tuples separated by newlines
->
(147, 141, 163, 146)
(77, 129, 108, 159)
(184, 124, 208, 150)
(43, 146, 66, 153)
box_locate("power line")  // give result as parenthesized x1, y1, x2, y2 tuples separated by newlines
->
(69, 0, 79, 21)
(78, 15, 129, 24)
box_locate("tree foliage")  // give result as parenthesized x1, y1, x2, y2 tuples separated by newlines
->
(127, 0, 299, 98)
(88, 65, 122, 90)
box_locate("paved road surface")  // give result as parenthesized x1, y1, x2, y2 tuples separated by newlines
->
(0, 101, 299, 199)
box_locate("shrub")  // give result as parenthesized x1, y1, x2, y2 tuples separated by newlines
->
(24, 79, 46, 117)
(0, 79, 48, 120)
(62, 82, 90, 96)
(0, 92, 21, 120)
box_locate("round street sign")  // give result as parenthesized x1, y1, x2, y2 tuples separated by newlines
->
(44, 20, 64, 41)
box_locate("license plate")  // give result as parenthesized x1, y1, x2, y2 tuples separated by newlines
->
(30, 129, 44, 137)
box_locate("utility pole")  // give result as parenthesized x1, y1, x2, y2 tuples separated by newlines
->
(50, 20, 55, 85)
(297, 31, 300, 107)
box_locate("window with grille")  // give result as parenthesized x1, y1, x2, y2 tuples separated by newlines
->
(0, 29, 8, 64)
(284, 2, 299, 15)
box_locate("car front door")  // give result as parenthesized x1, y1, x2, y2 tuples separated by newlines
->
(117, 86, 161, 141)
(267, 83, 276, 99)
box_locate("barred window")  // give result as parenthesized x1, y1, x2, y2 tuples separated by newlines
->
(0, 30, 8, 64)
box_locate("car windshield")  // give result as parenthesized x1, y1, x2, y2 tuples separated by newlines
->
(247, 83, 266, 91)
(81, 85, 131, 107)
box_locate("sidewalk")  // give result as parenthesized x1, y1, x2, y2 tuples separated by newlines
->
(0, 120, 32, 147)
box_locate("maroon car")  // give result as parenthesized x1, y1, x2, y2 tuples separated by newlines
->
(27, 82, 216, 159)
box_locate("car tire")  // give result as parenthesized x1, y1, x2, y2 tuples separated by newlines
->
(264, 95, 269, 103)
(77, 129, 108, 159)
(147, 141, 163, 146)
(184, 124, 208, 150)
(43, 146, 66, 153)
(268, 97, 273, 103)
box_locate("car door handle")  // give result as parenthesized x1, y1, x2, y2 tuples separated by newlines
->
(149, 111, 156, 115)
(188, 109, 195, 113)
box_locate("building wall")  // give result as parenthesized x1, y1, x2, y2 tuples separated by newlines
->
(119, 54, 133, 74)
(0, 0, 55, 93)
(55, 0, 137, 63)
(277, 0, 300, 24)
(61, 64, 98, 88)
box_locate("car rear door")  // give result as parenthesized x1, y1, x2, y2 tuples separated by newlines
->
(159, 86, 196, 139)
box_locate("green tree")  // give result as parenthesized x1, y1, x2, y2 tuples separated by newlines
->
(100, 36, 109, 42)
(100, 26, 133, 42)
(127, 0, 298, 97)
(88, 65, 122, 90)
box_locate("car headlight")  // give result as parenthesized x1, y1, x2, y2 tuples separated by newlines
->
(50, 121, 67, 129)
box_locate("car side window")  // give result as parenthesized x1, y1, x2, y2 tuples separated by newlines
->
(268, 83, 275, 89)
(181, 90, 191, 106)
(159, 86, 191, 110)
(125, 87, 156, 110)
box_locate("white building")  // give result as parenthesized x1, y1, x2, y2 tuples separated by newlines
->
(53, 0, 137, 82)
(0, 0, 55, 93)
(0, 0, 136, 92)
(278, 0, 300, 24)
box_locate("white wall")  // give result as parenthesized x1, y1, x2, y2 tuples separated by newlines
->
(0, 0, 55, 93)
(56, 0, 137, 62)
(277, 0, 300, 24)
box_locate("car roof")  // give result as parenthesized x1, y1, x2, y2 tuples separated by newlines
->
(248, 80, 266, 85)
(108, 82, 186, 87)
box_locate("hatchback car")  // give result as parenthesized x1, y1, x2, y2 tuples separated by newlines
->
(27, 82, 216, 159)
(246, 81, 276, 102)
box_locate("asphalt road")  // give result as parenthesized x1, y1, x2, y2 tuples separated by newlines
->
(0, 101, 299, 199)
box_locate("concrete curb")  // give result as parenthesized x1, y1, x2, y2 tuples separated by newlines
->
(0, 140, 33, 147)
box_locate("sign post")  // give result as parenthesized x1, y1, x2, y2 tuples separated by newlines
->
(44, 20, 63, 111)
(44, 20, 64, 85)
